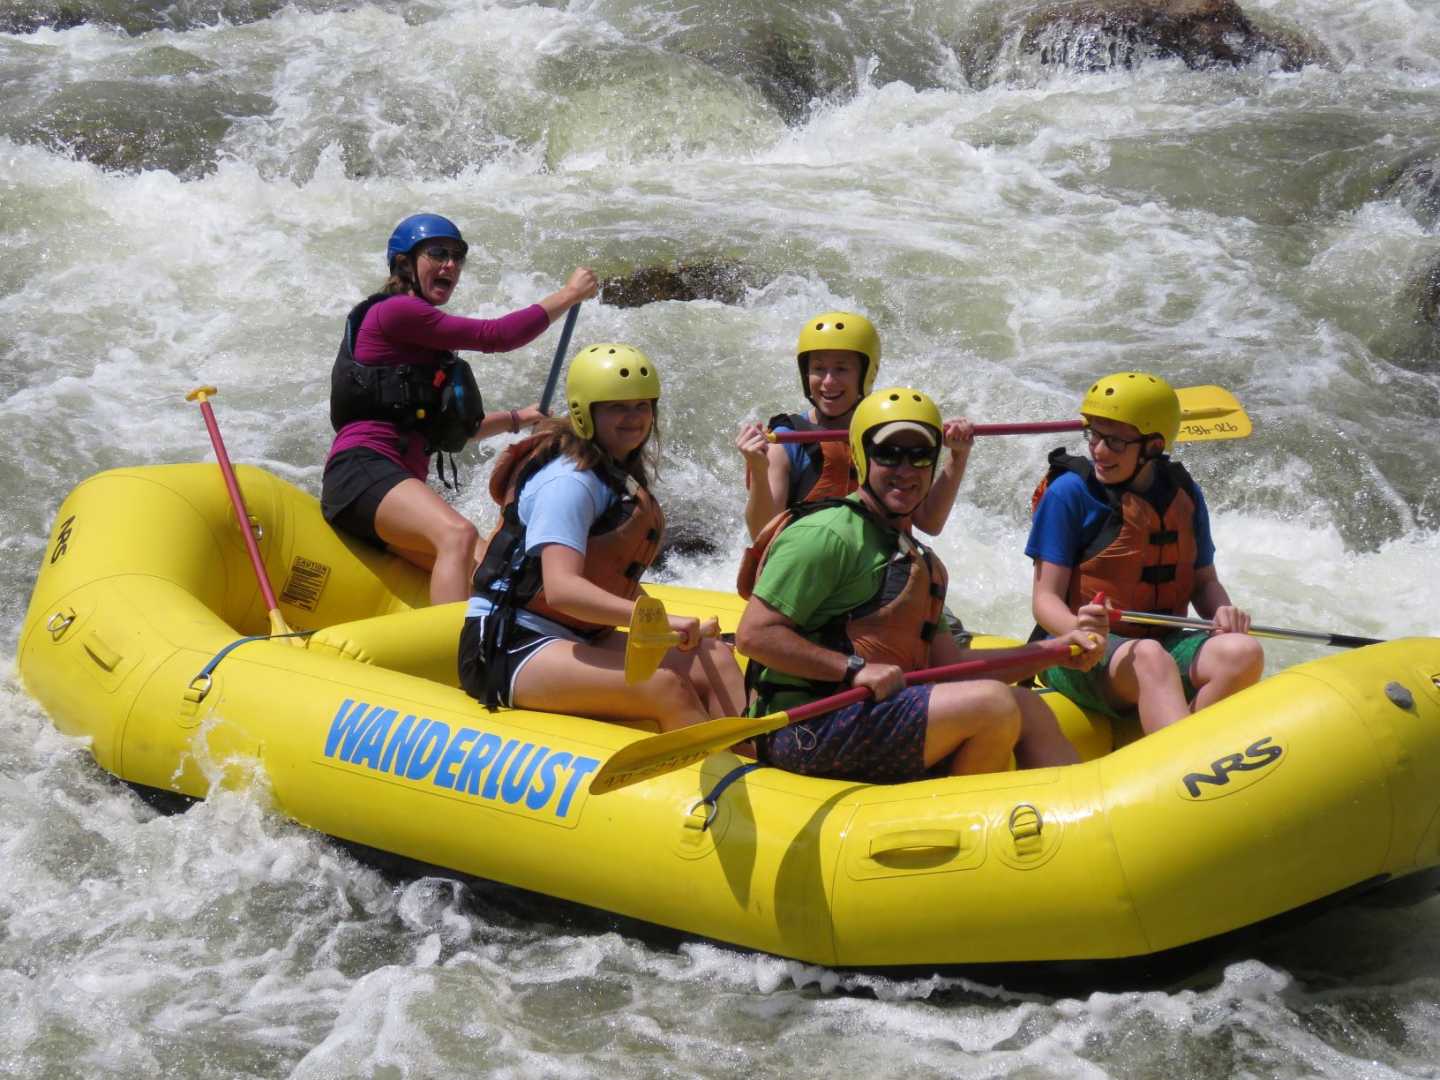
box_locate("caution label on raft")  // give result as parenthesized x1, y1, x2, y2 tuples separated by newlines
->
(319, 697, 600, 825)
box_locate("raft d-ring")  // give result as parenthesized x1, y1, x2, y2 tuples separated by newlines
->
(46, 610, 75, 640)
(247, 515, 264, 542)
(685, 797, 720, 832)
(1008, 803, 1042, 840)
(184, 673, 213, 704)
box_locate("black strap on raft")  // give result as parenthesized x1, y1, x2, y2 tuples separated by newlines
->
(690, 761, 765, 832)
(186, 630, 314, 703)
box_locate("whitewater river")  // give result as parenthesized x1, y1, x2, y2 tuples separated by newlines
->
(4, 0, 1440, 1075)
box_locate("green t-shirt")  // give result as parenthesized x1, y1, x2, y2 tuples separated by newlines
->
(749, 498, 948, 710)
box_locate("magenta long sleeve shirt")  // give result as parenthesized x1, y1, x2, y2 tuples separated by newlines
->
(326, 295, 550, 480)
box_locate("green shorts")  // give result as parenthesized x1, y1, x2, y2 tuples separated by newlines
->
(1040, 630, 1208, 721)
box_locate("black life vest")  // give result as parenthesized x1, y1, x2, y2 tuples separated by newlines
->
(769, 412, 858, 506)
(330, 294, 485, 455)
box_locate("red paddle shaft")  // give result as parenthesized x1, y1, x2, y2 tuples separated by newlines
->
(767, 420, 1082, 444)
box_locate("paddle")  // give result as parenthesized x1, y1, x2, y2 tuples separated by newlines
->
(624, 595, 721, 684)
(590, 639, 1080, 795)
(539, 304, 581, 415)
(767, 385, 1251, 444)
(186, 386, 301, 643)
(1114, 610, 1383, 649)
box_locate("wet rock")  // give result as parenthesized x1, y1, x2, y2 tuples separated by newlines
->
(600, 259, 768, 309)
(654, 522, 721, 569)
(0, 3, 87, 33)
(706, 30, 845, 125)
(1383, 156, 1440, 233)
(15, 79, 273, 176)
(1018, 0, 1323, 74)
(0, 0, 342, 35)
(1419, 257, 1440, 330)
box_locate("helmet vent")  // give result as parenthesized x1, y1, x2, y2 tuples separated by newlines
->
(619, 368, 630, 377)
(640, 367, 649, 376)
(834, 321, 845, 329)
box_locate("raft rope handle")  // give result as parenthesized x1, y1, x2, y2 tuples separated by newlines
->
(46, 611, 75, 640)
(688, 760, 765, 832)
(186, 630, 314, 703)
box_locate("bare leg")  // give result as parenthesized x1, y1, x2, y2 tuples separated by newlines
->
(1106, 638, 1189, 734)
(660, 638, 746, 719)
(511, 632, 710, 731)
(1189, 633, 1264, 712)
(371, 478, 480, 605)
(923, 680, 1022, 776)
(1012, 688, 1080, 767)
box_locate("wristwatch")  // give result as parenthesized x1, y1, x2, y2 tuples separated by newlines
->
(842, 653, 867, 686)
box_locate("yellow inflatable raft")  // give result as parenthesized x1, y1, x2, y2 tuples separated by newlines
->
(19, 465, 1440, 970)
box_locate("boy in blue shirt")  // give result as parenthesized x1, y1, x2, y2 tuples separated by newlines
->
(1026, 372, 1263, 734)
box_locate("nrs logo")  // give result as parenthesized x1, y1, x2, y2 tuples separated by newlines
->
(50, 515, 75, 564)
(1180, 736, 1284, 800)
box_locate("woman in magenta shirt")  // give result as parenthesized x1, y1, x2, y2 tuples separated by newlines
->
(324, 212, 597, 604)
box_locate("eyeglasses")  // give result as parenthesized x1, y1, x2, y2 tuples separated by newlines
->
(867, 443, 938, 470)
(1082, 426, 1147, 453)
(419, 244, 466, 265)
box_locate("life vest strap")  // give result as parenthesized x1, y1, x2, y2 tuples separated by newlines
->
(1140, 564, 1178, 585)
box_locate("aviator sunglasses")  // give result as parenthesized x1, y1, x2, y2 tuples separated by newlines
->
(419, 244, 467, 265)
(867, 443, 938, 469)
(1082, 425, 1148, 453)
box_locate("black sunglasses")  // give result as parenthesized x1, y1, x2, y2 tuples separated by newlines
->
(1082, 425, 1147, 453)
(868, 443, 938, 469)
(418, 244, 466, 265)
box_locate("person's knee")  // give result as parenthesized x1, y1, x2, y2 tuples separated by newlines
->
(649, 667, 701, 713)
(967, 682, 1022, 740)
(1207, 634, 1265, 683)
(1129, 638, 1178, 680)
(433, 514, 480, 556)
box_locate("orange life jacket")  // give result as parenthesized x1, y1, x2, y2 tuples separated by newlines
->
(1031, 450, 1199, 638)
(739, 499, 949, 687)
(767, 412, 858, 505)
(473, 433, 664, 636)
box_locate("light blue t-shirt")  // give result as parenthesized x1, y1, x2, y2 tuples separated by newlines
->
(466, 455, 619, 634)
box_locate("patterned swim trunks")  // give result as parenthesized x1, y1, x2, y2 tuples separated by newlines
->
(763, 684, 934, 783)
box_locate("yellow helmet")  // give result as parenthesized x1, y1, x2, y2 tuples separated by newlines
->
(1080, 372, 1181, 451)
(566, 343, 661, 440)
(849, 386, 943, 486)
(796, 311, 880, 400)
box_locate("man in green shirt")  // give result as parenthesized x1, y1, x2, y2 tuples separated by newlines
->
(735, 387, 1101, 783)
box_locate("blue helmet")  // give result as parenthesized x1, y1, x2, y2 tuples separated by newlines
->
(385, 213, 467, 269)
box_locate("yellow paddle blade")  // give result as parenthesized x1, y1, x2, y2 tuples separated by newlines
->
(1175, 385, 1252, 441)
(590, 710, 788, 795)
(623, 595, 678, 684)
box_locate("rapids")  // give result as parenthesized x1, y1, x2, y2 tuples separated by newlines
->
(3, 0, 1439, 1075)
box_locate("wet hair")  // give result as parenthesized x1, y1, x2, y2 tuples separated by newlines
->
(530, 411, 660, 489)
(380, 251, 421, 297)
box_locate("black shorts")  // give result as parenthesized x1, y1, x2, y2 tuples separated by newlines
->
(458, 613, 569, 709)
(321, 448, 413, 549)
